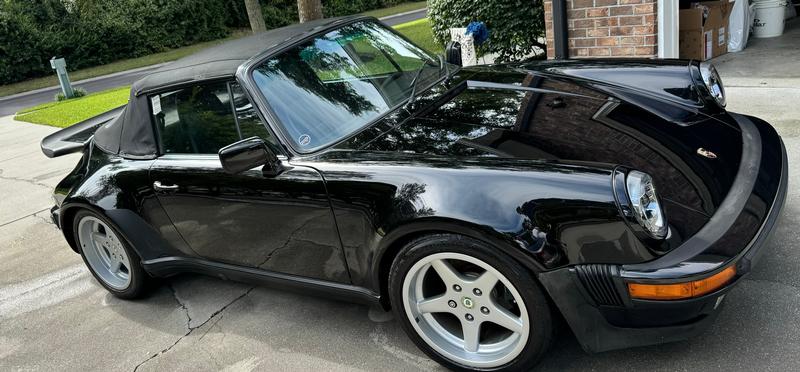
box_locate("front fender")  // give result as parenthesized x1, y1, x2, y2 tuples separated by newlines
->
(514, 59, 721, 124)
(305, 153, 654, 293)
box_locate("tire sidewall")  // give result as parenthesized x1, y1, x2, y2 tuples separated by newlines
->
(72, 209, 147, 299)
(388, 234, 553, 372)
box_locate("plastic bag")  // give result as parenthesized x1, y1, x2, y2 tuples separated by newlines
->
(728, 0, 750, 52)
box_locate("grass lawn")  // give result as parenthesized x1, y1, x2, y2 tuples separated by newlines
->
(361, 1, 427, 19)
(13, 86, 130, 128)
(394, 18, 442, 54)
(0, 30, 250, 98)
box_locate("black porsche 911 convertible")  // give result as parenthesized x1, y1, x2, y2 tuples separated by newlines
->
(41, 15, 786, 371)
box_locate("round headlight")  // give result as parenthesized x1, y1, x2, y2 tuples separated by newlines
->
(625, 170, 667, 239)
(699, 62, 726, 107)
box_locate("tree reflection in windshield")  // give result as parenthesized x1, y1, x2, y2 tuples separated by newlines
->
(252, 21, 440, 152)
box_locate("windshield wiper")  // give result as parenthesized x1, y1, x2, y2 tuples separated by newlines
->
(404, 59, 438, 110)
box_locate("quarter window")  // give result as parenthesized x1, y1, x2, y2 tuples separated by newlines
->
(152, 81, 274, 154)
(230, 83, 272, 141)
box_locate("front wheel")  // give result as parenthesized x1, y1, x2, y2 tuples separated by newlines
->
(73, 209, 150, 299)
(388, 234, 554, 371)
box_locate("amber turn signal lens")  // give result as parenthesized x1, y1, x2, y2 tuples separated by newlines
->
(627, 266, 736, 300)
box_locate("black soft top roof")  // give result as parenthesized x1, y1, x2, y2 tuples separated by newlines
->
(96, 15, 367, 159)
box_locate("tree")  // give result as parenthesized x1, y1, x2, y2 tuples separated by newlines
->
(244, 0, 266, 33)
(297, 0, 322, 23)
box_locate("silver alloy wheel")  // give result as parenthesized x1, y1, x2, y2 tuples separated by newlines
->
(77, 216, 132, 290)
(402, 252, 530, 368)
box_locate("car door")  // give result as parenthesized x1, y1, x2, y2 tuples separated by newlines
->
(147, 80, 350, 283)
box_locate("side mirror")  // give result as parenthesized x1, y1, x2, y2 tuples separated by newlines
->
(218, 137, 284, 176)
(445, 41, 462, 67)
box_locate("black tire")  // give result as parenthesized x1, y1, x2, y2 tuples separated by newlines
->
(388, 233, 554, 371)
(72, 209, 150, 299)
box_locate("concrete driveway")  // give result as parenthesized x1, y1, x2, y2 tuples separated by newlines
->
(2, 46, 799, 372)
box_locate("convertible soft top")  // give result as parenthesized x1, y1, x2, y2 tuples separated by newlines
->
(91, 15, 364, 159)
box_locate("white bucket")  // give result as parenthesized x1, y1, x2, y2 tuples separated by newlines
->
(752, 1, 787, 38)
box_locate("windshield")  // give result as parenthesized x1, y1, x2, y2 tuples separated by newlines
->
(251, 20, 442, 152)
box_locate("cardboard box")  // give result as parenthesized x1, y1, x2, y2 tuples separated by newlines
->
(679, 1, 733, 61)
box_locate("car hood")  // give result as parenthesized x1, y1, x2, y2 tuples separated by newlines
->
(336, 62, 744, 242)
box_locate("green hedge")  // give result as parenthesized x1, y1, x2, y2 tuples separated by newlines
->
(0, 0, 402, 85)
(0, 0, 233, 85)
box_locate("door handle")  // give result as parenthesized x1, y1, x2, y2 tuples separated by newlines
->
(153, 181, 179, 192)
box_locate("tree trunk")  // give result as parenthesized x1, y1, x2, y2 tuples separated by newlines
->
(244, 0, 266, 33)
(297, 0, 323, 23)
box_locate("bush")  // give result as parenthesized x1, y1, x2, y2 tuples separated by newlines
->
(0, 0, 235, 85)
(428, 0, 546, 62)
(258, 0, 402, 28)
(325, 0, 383, 17)
(55, 87, 87, 102)
(261, 0, 299, 29)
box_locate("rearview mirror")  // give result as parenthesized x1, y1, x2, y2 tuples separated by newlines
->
(218, 137, 284, 176)
(444, 41, 462, 66)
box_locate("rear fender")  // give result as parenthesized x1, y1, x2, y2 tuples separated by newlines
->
(56, 148, 193, 262)
(60, 200, 189, 262)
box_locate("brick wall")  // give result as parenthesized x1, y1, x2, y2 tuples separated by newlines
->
(544, 0, 658, 58)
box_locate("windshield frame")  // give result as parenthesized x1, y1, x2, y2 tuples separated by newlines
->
(237, 16, 450, 156)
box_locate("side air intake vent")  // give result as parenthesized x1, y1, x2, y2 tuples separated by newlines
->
(575, 264, 624, 306)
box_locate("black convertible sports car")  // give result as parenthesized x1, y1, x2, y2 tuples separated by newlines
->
(42, 16, 786, 371)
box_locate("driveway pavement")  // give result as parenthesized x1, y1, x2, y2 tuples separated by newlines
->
(1, 32, 799, 371)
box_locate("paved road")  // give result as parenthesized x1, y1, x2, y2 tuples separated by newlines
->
(380, 8, 427, 26)
(0, 10, 428, 117)
(0, 65, 163, 117)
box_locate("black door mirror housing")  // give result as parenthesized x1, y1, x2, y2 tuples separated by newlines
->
(218, 137, 284, 176)
(444, 41, 462, 67)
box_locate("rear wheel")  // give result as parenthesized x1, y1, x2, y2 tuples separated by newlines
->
(73, 210, 149, 299)
(388, 234, 553, 371)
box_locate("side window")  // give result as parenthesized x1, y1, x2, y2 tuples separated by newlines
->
(153, 82, 240, 154)
(153, 81, 277, 155)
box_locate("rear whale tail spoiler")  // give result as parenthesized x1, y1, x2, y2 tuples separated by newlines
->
(40, 105, 125, 158)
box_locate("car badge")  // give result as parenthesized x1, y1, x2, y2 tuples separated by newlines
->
(462, 297, 474, 309)
(697, 148, 717, 159)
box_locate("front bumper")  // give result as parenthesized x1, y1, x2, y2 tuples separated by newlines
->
(539, 114, 788, 353)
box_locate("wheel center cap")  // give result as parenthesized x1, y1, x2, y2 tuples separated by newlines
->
(462, 296, 474, 309)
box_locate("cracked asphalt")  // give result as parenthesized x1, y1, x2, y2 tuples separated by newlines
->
(2, 39, 799, 371)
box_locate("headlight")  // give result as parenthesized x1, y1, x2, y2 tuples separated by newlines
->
(699, 62, 726, 107)
(626, 170, 667, 239)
